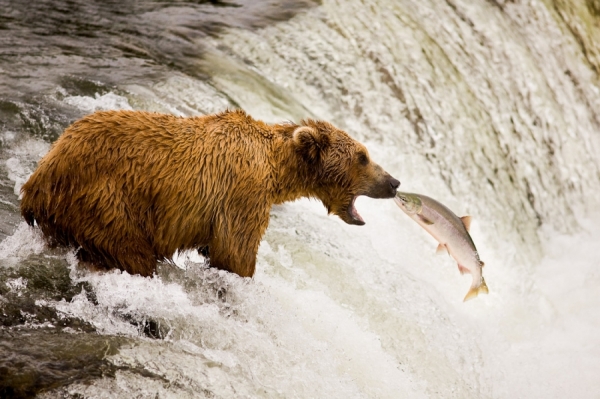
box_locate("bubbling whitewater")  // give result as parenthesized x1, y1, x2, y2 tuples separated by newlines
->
(1, 0, 600, 398)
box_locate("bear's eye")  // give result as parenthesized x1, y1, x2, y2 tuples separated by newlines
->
(358, 153, 368, 166)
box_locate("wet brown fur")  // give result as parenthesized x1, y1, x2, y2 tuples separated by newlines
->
(20, 109, 397, 277)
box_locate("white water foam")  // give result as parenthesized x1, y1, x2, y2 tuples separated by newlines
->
(124, 73, 231, 117)
(0, 223, 46, 265)
(7, 195, 595, 398)
(46, 251, 403, 398)
(62, 92, 133, 113)
(3, 139, 50, 197)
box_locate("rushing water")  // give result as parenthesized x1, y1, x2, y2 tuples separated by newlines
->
(1, 0, 600, 397)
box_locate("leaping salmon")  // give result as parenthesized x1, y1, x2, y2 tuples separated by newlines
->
(393, 192, 489, 301)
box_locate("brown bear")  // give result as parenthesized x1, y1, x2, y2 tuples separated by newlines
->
(20, 109, 400, 277)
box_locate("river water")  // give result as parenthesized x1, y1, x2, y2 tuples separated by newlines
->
(1, 0, 600, 398)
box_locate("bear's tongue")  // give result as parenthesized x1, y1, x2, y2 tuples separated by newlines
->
(348, 196, 365, 225)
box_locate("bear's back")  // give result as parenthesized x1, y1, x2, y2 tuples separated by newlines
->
(37, 110, 274, 198)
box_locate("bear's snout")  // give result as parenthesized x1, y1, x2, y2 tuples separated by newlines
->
(364, 171, 400, 199)
(381, 174, 400, 197)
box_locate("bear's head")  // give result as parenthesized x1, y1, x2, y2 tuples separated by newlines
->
(293, 120, 400, 225)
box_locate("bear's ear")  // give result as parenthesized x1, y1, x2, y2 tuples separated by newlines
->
(293, 126, 330, 163)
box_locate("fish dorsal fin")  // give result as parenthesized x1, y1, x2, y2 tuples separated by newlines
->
(418, 214, 434, 225)
(460, 216, 471, 231)
(436, 243, 447, 255)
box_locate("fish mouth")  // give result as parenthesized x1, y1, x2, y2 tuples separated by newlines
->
(345, 195, 365, 225)
(393, 193, 408, 212)
(393, 194, 406, 206)
(393, 192, 421, 214)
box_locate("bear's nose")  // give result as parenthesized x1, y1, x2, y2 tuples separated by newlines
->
(389, 178, 400, 191)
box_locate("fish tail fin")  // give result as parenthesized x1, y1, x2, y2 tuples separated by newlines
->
(480, 277, 489, 294)
(463, 277, 489, 302)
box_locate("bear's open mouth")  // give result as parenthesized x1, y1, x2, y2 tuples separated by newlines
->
(347, 195, 365, 225)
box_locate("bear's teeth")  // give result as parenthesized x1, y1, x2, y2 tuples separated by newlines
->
(352, 207, 364, 223)
(350, 196, 364, 223)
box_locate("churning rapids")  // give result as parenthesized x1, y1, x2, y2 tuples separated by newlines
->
(1, 0, 600, 398)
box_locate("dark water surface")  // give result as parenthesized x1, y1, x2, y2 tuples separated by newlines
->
(1, 0, 318, 93)
(0, 0, 317, 147)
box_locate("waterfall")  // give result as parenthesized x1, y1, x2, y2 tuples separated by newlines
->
(1, 0, 599, 397)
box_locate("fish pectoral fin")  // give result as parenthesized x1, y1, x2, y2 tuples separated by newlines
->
(436, 243, 447, 255)
(457, 264, 469, 275)
(463, 277, 489, 302)
(417, 214, 434, 225)
(460, 216, 472, 231)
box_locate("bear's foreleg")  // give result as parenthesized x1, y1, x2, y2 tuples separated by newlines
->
(208, 229, 262, 278)
(208, 209, 270, 278)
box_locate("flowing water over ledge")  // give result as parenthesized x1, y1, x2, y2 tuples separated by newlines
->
(1, 0, 600, 398)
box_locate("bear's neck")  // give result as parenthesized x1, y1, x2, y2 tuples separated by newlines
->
(271, 136, 320, 205)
